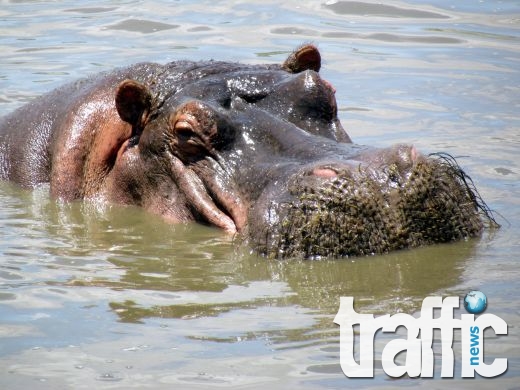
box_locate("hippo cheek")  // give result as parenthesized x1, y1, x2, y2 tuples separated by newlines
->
(98, 144, 185, 222)
(105, 112, 247, 231)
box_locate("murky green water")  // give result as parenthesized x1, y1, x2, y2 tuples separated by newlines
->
(0, 1, 519, 389)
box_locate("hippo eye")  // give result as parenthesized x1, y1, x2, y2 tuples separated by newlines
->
(170, 111, 213, 162)
(174, 122, 196, 142)
(174, 115, 199, 142)
(169, 100, 234, 162)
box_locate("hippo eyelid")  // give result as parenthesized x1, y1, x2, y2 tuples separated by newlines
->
(174, 117, 192, 129)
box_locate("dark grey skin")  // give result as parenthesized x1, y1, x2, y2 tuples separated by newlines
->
(0, 45, 495, 259)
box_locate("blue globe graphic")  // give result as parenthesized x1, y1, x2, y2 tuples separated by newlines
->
(464, 291, 487, 314)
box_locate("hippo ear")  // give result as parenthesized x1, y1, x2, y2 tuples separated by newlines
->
(115, 80, 153, 126)
(282, 44, 321, 73)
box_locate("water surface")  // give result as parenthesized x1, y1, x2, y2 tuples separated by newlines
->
(0, 1, 519, 389)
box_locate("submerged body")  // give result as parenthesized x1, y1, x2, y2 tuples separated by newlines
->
(0, 45, 494, 258)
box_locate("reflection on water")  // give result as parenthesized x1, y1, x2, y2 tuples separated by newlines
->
(0, 0, 519, 389)
(1, 181, 477, 323)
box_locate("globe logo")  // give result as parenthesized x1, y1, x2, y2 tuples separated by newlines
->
(464, 291, 487, 314)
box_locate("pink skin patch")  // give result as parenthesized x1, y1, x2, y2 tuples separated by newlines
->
(312, 167, 338, 178)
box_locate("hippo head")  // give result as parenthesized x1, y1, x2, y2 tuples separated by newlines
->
(107, 45, 495, 259)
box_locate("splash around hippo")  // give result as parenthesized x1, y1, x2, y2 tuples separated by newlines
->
(0, 45, 497, 259)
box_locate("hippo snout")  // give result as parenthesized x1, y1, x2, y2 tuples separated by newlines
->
(249, 148, 486, 259)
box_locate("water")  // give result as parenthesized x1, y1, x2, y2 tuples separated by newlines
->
(0, 1, 519, 388)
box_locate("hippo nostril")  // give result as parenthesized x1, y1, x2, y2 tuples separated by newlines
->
(312, 167, 338, 178)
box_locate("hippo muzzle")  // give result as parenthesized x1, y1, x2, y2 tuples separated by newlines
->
(248, 148, 488, 259)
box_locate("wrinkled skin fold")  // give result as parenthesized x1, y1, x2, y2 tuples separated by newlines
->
(0, 45, 498, 259)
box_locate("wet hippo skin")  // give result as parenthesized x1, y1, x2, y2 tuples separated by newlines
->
(0, 45, 496, 259)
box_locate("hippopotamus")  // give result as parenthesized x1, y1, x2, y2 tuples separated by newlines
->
(0, 45, 496, 259)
